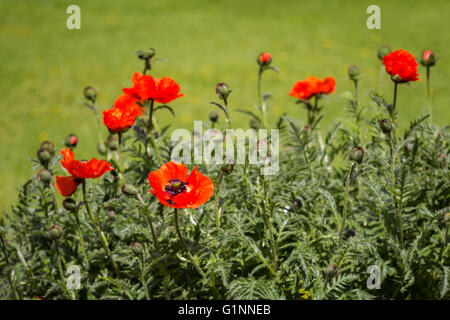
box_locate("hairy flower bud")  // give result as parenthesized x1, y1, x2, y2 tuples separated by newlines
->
(37, 169, 52, 185)
(37, 148, 52, 165)
(130, 242, 143, 255)
(65, 134, 78, 148)
(47, 224, 62, 241)
(209, 110, 219, 123)
(122, 183, 138, 197)
(379, 119, 393, 134)
(106, 210, 116, 220)
(40, 141, 56, 157)
(347, 65, 360, 81)
(344, 228, 356, 239)
(136, 48, 156, 60)
(349, 146, 364, 164)
(62, 198, 77, 212)
(221, 163, 235, 174)
(377, 45, 391, 61)
(323, 263, 339, 279)
(216, 83, 231, 101)
(257, 52, 272, 67)
(83, 86, 97, 102)
(420, 50, 436, 67)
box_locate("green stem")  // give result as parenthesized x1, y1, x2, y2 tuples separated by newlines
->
(137, 193, 159, 251)
(257, 67, 266, 128)
(74, 209, 89, 266)
(223, 97, 232, 129)
(262, 175, 278, 272)
(340, 163, 355, 238)
(391, 82, 398, 142)
(173, 209, 206, 277)
(354, 80, 359, 109)
(82, 180, 120, 278)
(426, 66, 432, 122)
(147, 99, 163, 165)
(38, 186, 49, 218)
(117, 131, 122, 172)
(214, 171, 224, 228)
(141, 254, 151, 300)
(54, 241, 75, 300)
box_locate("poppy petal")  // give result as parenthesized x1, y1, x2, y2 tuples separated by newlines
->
(55, 175, 81, 197)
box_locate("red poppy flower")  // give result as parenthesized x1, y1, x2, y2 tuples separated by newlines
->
(383, 49, 419, 82)
(122, 72, 183, 104)
(154, 77, 184, 104)
(289, 76, 335, 100)
(122, 72, 157, 101)
(55, 148, 113, 197)
(102, 106, 141, 134)
(317, 77, 336, 94)
(148, 161, 214, 209)
(114, 94, 144, 114)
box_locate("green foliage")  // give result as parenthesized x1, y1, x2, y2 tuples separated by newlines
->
(1, 43, 449, 300)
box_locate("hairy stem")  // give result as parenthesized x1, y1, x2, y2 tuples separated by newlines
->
(82, 180, 120, 278)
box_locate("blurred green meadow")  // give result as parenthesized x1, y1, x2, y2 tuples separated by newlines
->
(0, 0, 449, 211)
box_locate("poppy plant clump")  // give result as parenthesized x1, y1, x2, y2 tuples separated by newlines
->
(1, 43, 449, 301)
(55, 148, 113, 196)
(148, 161, 214, 209)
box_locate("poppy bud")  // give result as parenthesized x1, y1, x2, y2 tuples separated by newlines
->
(257, 52, 272, 67)
(377, 45, 391, 61)
(37, 169, 52, 185)
(37, 148, 52, 165)
(323, 264, 339, 279)
(62, 198, 77, 212)
(83, 86, 97, 102)
(349, 146, 364, 164)
(40, 141, 56, 157)
(420, 50, 436, 67)
(221, 163, 235, 174)
(47, 224, 62, 241)
(65, 134, 78, 148)
(122, 183, 138, 197)
(107, 136, 119, 151)
(216, 83, 231, 101)
(136, 48, 156, 60)
(292, 198, 303, 209)
(209, 110, 219, 123)
(347, 65, 360, 81)
(130, 242, 143, 255)
(106, 210, 116, 220)
(379, 119, 393, 134)
(344, 228, 356, 239)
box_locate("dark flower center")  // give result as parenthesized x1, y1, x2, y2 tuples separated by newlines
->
(164, 179, 188, 198)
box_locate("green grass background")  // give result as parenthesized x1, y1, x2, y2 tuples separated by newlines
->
(0, 0, 449, 211)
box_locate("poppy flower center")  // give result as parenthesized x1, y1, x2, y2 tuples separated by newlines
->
(164, 179, 188, 197)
